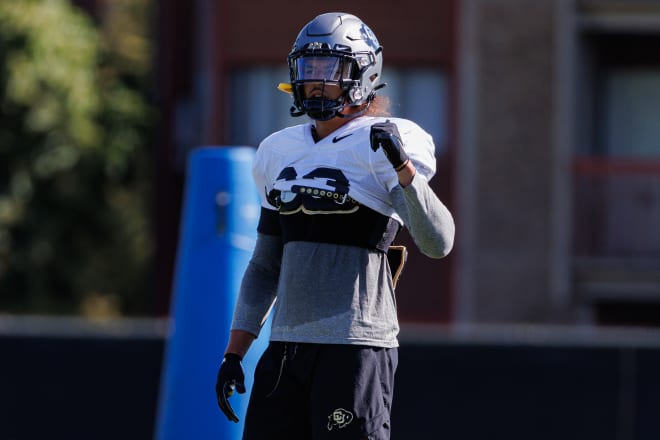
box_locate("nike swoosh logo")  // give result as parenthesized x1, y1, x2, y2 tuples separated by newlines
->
(332, 133, 353, 143)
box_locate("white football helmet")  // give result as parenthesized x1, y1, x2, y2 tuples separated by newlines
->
(286, 12, 384, 121)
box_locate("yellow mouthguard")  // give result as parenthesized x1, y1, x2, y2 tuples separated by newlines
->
(277, 83, 293, 94)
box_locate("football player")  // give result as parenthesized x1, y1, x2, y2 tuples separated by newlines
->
(216, 12, 455, 440)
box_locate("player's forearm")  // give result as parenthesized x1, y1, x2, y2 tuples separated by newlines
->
(392, 175, 455, 258)
(224, 329, 257, 358)
(230, 233, 281, 337)
(396, 160, 416, 187)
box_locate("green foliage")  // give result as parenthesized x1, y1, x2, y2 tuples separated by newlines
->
(0, 0, 155, 316)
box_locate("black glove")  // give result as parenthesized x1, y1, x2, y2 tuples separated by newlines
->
(215, 353, 246, 423)
(370, 120, 410, 171)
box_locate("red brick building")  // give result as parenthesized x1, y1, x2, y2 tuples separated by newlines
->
(152, 0, 660, 326)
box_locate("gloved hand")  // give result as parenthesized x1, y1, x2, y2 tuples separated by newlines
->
(215, 353, 246, 423)
(370, 120, 410, 171)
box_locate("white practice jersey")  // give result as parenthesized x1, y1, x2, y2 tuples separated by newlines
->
(253, 116, 437, 223)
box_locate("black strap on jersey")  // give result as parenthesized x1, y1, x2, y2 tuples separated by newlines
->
(257, 207, 281, 236)
(256, 205, 400, 253)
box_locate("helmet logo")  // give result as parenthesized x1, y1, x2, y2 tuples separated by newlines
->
(359, 24, 379, 51)
(307, 41, 326, 51)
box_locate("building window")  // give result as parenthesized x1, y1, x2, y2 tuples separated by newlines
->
(574, 35, 660, 259)
(380, 68, 448, 155)
(575, 67, 660, 258)
(229, 67, 296, 148)
(602, 68, 660, 159)
(573, 31, 660, 324)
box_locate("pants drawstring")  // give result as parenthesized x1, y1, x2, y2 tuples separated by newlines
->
(266, 343, 289, 398)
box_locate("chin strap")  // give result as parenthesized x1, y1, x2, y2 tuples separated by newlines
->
(289, 106, 306, 117)
(289, 85, 384, 120)
(335, 91, 377, 119)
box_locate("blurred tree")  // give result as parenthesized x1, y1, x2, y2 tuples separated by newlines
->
(0, 0, 155, 316)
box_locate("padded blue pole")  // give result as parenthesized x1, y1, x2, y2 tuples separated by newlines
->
(155, 146, 268, 440)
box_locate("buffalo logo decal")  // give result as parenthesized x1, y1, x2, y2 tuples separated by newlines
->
(327, 408, 354, 430)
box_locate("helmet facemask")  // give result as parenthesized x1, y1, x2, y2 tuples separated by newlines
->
(289, 49, 369, 121)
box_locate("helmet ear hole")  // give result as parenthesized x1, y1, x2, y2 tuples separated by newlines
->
(349, 88, 363, 102)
